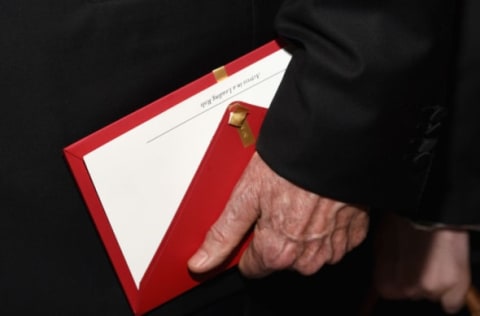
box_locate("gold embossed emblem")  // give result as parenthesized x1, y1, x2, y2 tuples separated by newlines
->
(228, 103, 256, 147)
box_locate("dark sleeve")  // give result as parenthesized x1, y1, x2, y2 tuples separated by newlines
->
(419, 0, 480, 226)
(256, 0, 456, 216)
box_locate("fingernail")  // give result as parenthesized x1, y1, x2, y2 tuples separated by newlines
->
(190, 250, 209, 269)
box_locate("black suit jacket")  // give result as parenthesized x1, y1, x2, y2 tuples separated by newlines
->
(258, 0, 480, 226)
(0, 1, 281, 314)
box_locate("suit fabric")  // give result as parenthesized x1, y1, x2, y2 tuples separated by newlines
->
(258, 0, 480, 226)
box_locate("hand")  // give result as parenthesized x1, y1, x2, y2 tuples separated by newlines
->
(188, 152, 369, 278)
(374, 212, 471, 314)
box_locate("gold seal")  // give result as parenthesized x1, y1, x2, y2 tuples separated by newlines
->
(228, 103, 256, 147)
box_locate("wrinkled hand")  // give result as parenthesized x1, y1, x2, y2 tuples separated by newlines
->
(188, 152, 369, 278)
(374, 212, 470, 314)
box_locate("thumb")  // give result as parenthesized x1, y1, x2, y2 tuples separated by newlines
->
(188, 197, 258, 274)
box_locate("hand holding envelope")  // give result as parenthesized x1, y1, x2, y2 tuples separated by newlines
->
(64, 41, 293, 315)
(189, 150, 476, 315)
(188, 152, 370, 277)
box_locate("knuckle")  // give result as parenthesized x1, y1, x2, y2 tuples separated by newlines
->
(295, 257, 325, 276)
(263, 251, 295, 270)
(260, 245, 297, 271)
(295, 245, 329, 275)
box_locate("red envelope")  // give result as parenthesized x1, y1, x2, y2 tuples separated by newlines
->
(64, 40, 290, 315)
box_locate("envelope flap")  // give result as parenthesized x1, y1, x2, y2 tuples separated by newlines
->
(136, 102, 266, 314)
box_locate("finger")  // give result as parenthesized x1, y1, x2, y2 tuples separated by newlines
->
(328, 227, 348, 264)
(239, 226, 296, 278)
(288, 197, 333, 272)
(292, 238, 328, 275)
(188, 189, 258, 273)
(328, 206, 357, 264)
(347, 209, 369, 251)
(238, 240, 273, 278)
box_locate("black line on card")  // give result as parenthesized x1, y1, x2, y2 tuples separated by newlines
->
(146, 70, 285, 144)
